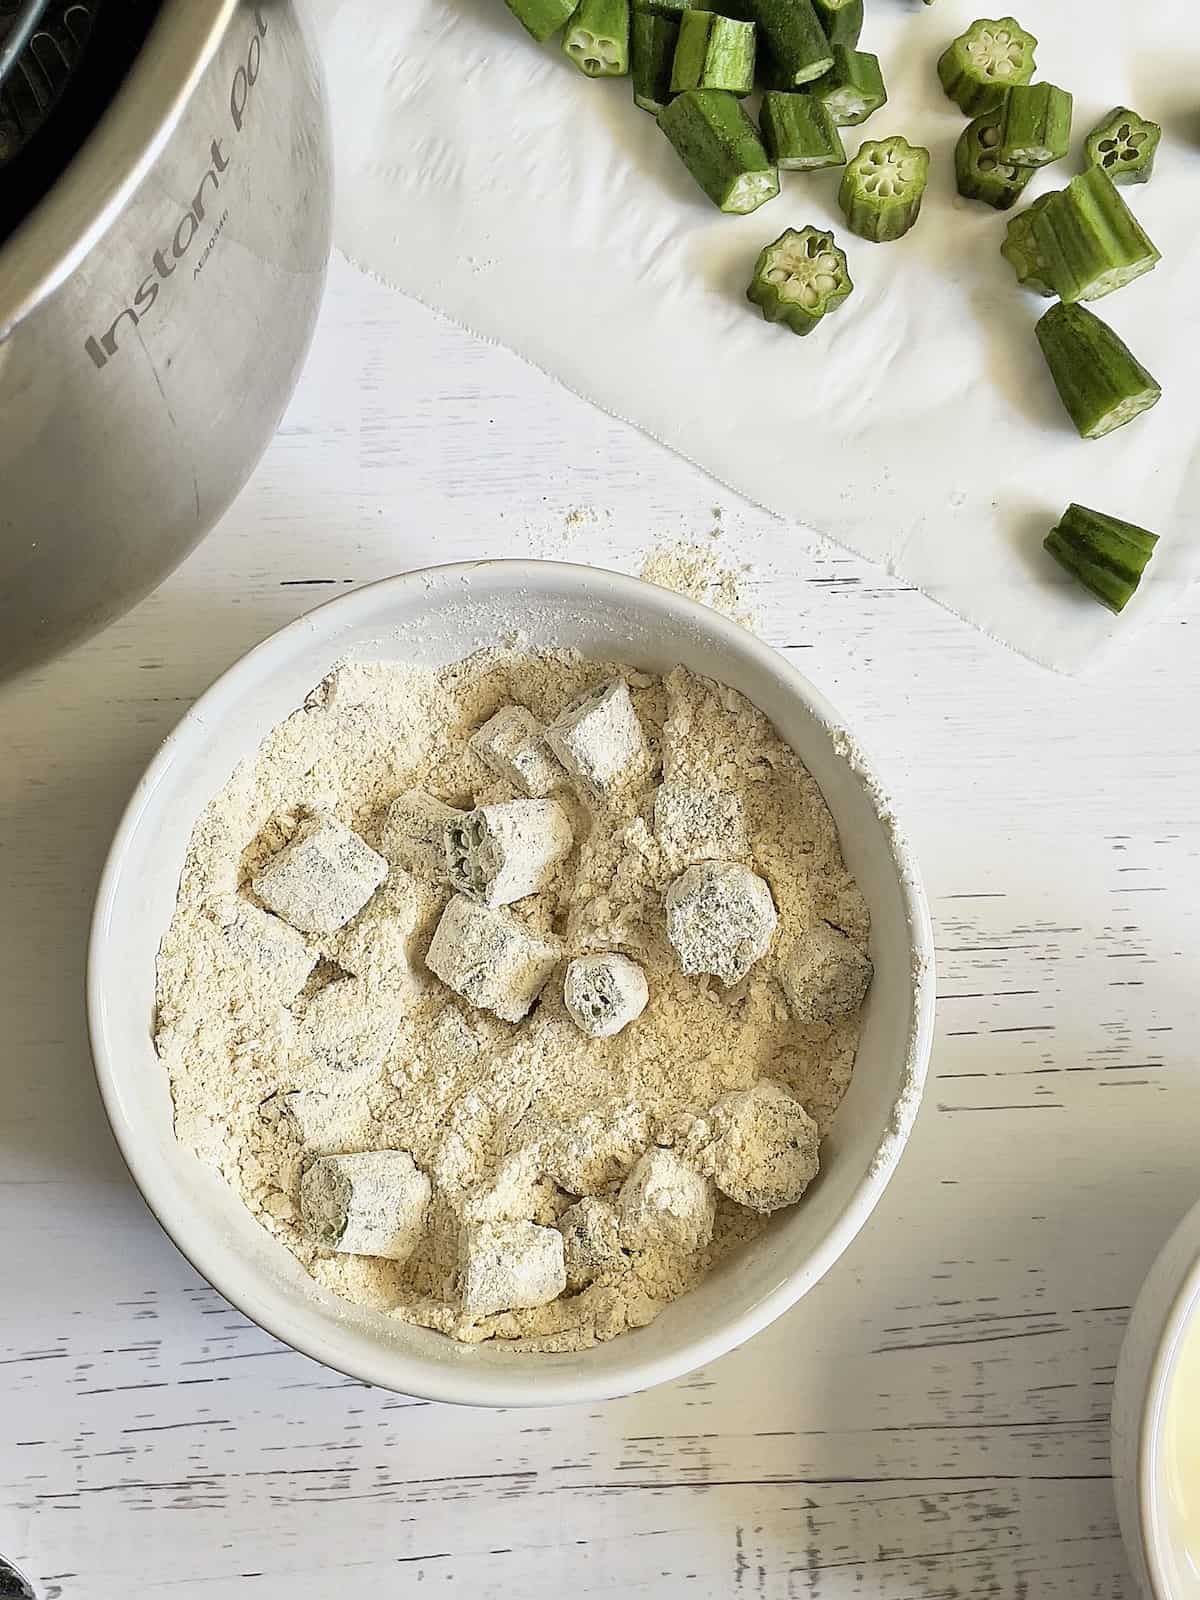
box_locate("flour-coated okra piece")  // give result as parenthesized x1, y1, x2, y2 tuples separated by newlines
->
(444, 799, 573, 907)
(665, 860, 778, 985)
(425, 895, 564, 1022)
(301, 1150, 431, 1261)
(252, 813, 387, 936)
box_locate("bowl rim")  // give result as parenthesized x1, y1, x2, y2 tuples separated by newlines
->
(1139, 1212, 1200, 1599)
(87, 559, 936, 1406)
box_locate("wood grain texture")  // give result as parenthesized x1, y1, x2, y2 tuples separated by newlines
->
(3, 254, 1198, 1598)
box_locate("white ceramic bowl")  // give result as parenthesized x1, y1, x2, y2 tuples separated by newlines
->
(88, 561, 935, 1406)
(1114, 1196, 1200, 1599)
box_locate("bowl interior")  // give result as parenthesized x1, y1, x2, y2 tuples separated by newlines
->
(1140, 1247, 1200, 1599)
(89, 562, 932, 1405)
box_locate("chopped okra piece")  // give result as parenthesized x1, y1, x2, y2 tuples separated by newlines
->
(546, 676, 650, 795)
(759, 92, 845, 169)
(665, 860, 778, 985)
(747, 226, 853, 336)
(425, 895, 563, 1022)
(252, 813, 387, 936)
(653, 779, 749, 867)
(955, 109, 1033, 210)
(632, 11, 679, 111)
(563, 0, 631, 76)
(810, 46, 887, 127)
(1031, 166, 1161, 303)
(504, 0, 577, 42)
(839, 135, 930, 243)
(381, 789, 463, 879)
(937, 16, 1037, 117)
(996, 81, 1072, 169)
(740, 0, 832, 86)
(1035, 302, 1161, 441)
(1043, 503, 1158, 614)
(469, 704, 565, 798)
(778, 920, 872, 1023)
(671, 10, 756, 95)
(618, 1148, 716, 1252)
(697, 1080, 820, 1211)
(460, 1221, 567, 1318)
(1000, 192, 1056, 295)
(564, 952, 650, 1037)
(301, 1151, 430, 1261)
(633, 0, 694, 12)
(557, 1196, 625, 1290)
(1086, 106, 1161, 187)
(812, 0, 862, 49)
(658, 87, 780, 214)
(444, 799, 573, 908)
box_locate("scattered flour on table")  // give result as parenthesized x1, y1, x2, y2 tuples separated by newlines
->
(155, 648, 869, 1352)
(639, 539, 756, 628)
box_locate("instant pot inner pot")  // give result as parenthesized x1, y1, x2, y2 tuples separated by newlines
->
(0, 0, 162, 243)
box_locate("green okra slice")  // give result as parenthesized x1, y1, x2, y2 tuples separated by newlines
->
(839, 135, 930, 242)
(810, 46, 886, 126)
(633, 0, 694, 14)
(1035, 302, 1161, 441)
(632, 11, 679, 110)
(1000, 192, 1056, 294)
(955, 110, 1033, 209)
(741, 0, 833, 86)
(1032, 166, 1161, 303)
(759, 90, 845, 169)
(657, 88, 780, 212)
(996, 82, 1072, 168)
(747, 225, 853, 335)
(937, 17, 1037, 117)
(812, 0, 863, 49)
(505, 0, 578, 42)
(1086, 106, 1162, 187)
(671, 10, 756, 95)
(564, 0, 631, 75)
(1043, 503, 1158, 613)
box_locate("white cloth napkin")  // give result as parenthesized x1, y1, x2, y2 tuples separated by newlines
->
(307, 0, 1200, 670)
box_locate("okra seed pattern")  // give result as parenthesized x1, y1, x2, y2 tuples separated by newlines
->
(763, 234, 843, 310)
(966, 27, 1024, 81)
(859, 146, 920, 200)
(567, 27, 622, 74)
(1099, 127, 1148, 168)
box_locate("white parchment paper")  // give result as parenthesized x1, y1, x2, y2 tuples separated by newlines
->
(307, 0, 1200, 669)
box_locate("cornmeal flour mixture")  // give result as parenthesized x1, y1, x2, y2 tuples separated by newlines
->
(155, 647, 872, 1352)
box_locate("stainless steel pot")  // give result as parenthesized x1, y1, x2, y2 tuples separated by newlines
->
(0, 0, 331, 680)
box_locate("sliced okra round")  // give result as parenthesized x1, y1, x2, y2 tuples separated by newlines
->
(937, 16, 1037, 117)
(1085, 106, 1162, 186)
(747, 226, 853, 336)
(839, 135, 930, 243)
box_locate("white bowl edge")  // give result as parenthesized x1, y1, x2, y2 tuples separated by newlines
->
(87, 560, 936, 1407)
(1114, 1196, 1200, 1600)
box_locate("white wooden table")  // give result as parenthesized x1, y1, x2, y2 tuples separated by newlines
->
(3, 254, 1198, 1599)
